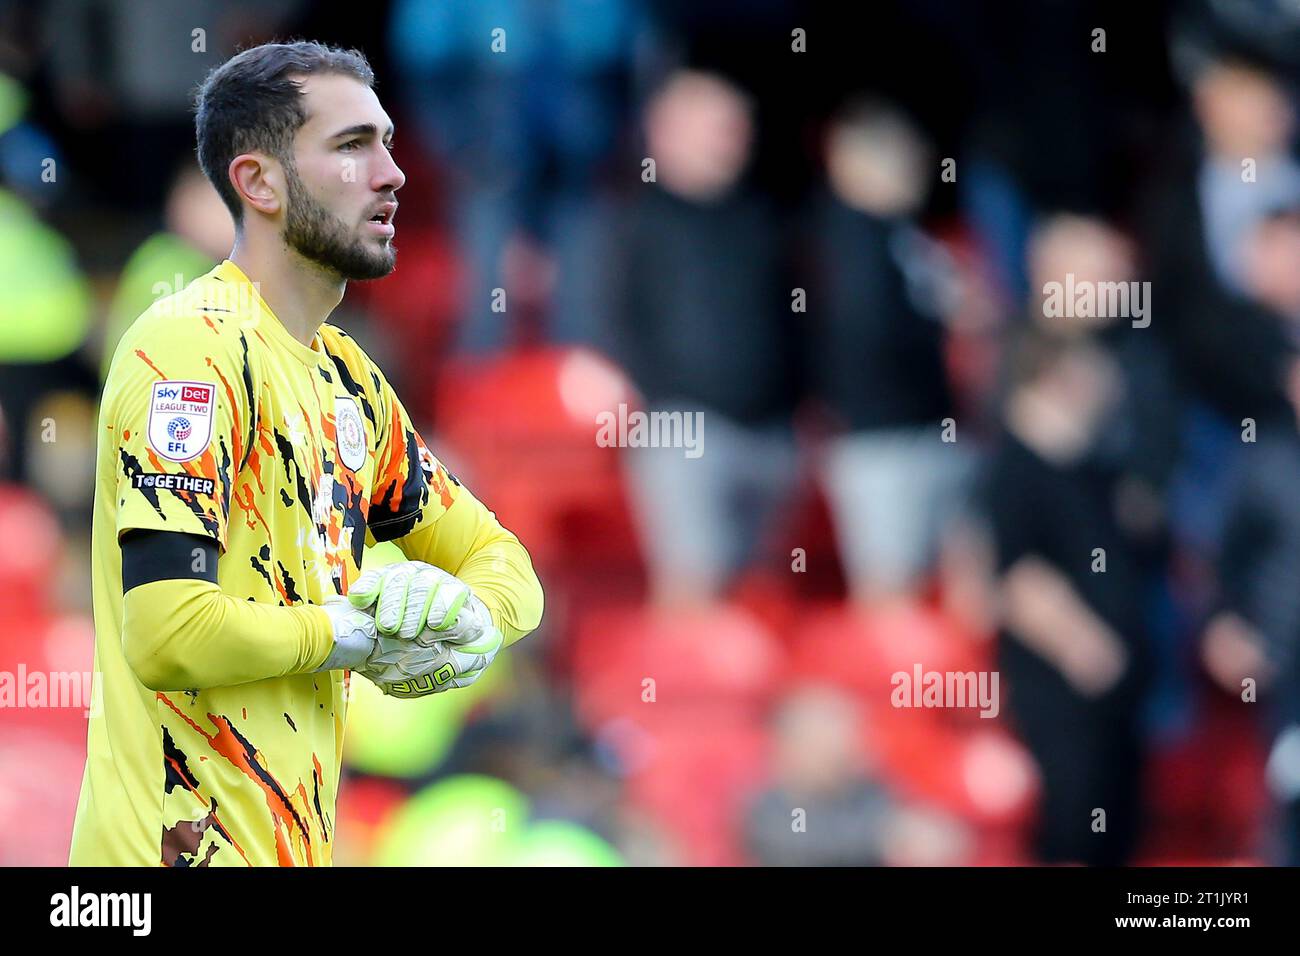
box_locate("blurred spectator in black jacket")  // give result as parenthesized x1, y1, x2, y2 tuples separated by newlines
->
(807, 100, 966, 607)
(982, 329, 1151, 865)
(610, 69, 799, 605)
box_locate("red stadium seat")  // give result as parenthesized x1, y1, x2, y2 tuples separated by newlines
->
(870, 714, 1037, 828)
(350, 227, 464, 422)
(613, 708, 768, 867)
(788, 599, 991, 706)
(0, 603, 96, 866)
(570, 601, 785, 864)
(570, 601, 786, 729)
(1137, 689, 1270, 863)
(0, 726, 89, 866)
(765, 597, 1038, 858)
(0, 483, 61, 618)
(434, 347, 643, 579)
(0, 611, 96, 743)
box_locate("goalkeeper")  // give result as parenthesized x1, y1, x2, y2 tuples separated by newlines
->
(69, 41, 543, 867)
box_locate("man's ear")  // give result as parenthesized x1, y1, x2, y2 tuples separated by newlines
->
(229, 153, 283, 217)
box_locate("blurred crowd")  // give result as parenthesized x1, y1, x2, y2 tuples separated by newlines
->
(4, 0, 1300, 865)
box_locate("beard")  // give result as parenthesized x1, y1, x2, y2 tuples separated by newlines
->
(282, 164, 396, 280)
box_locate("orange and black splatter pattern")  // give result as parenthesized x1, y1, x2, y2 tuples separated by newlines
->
(91, 263, 458, 866)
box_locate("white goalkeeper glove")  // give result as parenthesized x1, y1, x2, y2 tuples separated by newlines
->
(348, 560, 496, 646)
(315, 587, 501, 697)
(344, 561, 503, 697)
(315, 598, 379, 672)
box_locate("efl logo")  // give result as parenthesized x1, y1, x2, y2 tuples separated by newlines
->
(148, 380, 215, 462)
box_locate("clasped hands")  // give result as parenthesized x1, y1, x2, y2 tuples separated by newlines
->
(318, 561, 503, 697)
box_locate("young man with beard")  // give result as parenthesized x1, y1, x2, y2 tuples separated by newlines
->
(70, 41, 544, 866)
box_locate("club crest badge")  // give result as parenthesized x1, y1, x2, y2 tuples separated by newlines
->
(335, 395, 367, 471)
(147, 381, 215, 462)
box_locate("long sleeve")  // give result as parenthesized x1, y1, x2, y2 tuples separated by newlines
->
(393, 487, 544, 647)
(348, 336, 542, 645)
(122, 577, 334, 691)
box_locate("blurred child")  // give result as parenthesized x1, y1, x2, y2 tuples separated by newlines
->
(743, 684, 968, 866)
(981, 329, 1151, 864)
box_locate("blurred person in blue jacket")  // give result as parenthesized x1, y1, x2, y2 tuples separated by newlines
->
(1203, 205, 1300, 864)
(388, 0, 644, 351)
(1144, 42, 1300, 555)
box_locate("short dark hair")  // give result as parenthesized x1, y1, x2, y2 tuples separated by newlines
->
(194, 40, 375, 222)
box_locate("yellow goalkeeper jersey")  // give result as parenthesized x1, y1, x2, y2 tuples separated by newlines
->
(71, 259, 463, 866)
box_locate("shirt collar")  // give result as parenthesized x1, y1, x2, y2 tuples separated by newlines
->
(212, 259, 329, 366)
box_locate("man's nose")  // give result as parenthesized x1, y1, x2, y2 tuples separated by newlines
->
(375, 149, 405, 192)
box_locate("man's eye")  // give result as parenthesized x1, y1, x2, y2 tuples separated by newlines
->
(383, 140, 395, 153)
(339, 140, 360, 152)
